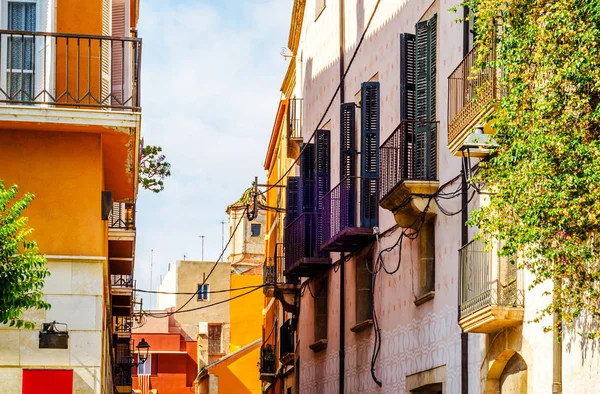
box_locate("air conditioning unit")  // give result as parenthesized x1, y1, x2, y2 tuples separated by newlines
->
(198, 322, 208, 335)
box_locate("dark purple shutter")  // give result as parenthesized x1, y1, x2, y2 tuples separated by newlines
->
(400, 33, 416, 179)
(361, 82, 380, 228)
(286, 176, 300, 226)
(340, 103, 356, 228)
(299, 143, 315, 213)
(314, 130, 330, 254)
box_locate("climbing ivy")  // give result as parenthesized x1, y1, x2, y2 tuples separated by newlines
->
(457, 0, 600, 335)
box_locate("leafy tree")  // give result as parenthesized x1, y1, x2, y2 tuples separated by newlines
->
(139, 145, 171, 193)
(459, 0, 600, 335)
(0, 182, 50, 329)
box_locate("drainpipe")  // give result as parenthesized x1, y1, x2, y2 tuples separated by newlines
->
(461, 6, 470, 393)
(461, 165, 468, 394)
(552, 281, 562, 393)
(339, 1, 346, 394)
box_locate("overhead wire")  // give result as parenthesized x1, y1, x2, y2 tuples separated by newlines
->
(257, 0, 384, 197)
(142, 206, 248, 319)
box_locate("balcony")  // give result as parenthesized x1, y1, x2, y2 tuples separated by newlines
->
(114, 316, 132, 338)
(259, 345, 276, 382)
(114, 340, 133, 392)
(379, 121, 439, 228)
(0, 30, 141, 110)
(459, 239, 524, 333)
(286, 98, 303, 158)
(448, 44, 501, 155)
(110, 274, 134, 296)
(109, 202, 136, 243)
(279, 319, 294, 366)
(263, 260, 275, 297)
(321, 176, 378, 252)
(283, 212, 331, 277)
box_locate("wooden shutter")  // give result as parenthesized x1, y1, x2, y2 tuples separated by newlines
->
(340, 103, 356, 228)
(400, 33, 416, 122)
(299, 143, 315, 213)
(112, 0, 131, 106)
(151, 354, 159, 375)
(286, 176, 300, 225)
(360, 82, 380, 228)
(101, 0, 111, 102)
(314, 130, 330, 254)
(314, 277, 328, 342)
(340, 103, 356, 180)
(415, 15, 437, 180)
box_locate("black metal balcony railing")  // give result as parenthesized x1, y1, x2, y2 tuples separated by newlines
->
(380, 120, 438, 199)
(260, 345, 276, 374)
(459, 239, 524, 318)
(288, 98, 303, 139)
(284, 212, 327, 273)
(322, 176, 379, 247)
(111, 274, 133, 288)
(448, 42, 500, 144)
(114, 317, 132, 334)
(114, 341, 133, 386)
(263, 261, 275, 285)
(208, 338, 222, 355)
(279, 319, 294, 359)
(0, 30, 141, 110)
(109, 202, 135, 230)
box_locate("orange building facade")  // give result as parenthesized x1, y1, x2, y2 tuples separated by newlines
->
(0, 0, 142, 393)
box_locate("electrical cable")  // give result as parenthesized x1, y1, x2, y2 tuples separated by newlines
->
(257, 0, 383, 196)
(143, 206, 248, 318)
(135, 282, 288, 295)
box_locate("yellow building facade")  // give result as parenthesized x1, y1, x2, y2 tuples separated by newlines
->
(0, 0, 142, 392)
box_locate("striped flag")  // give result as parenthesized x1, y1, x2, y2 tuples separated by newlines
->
(138, 374, 150, 394)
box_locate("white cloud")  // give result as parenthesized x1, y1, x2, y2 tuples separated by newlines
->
(134, 0, 292, 306)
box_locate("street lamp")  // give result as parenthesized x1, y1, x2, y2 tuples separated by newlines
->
(459, 125, 499, 191)
(136, 338, 151, 364)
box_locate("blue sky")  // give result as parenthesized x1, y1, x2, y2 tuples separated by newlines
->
(134, 0, 292, 308)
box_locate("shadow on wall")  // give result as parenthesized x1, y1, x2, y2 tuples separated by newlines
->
(568, 312, 600, 365)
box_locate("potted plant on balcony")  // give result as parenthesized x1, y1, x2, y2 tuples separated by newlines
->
(262, 345, 276, 373)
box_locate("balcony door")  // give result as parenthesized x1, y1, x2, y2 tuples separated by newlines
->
(0, 0, 54, 104)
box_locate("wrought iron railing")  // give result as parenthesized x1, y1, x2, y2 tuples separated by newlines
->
(109, 202, 135, 230)
(322, 176, 379, 244)
(284, 212, 327, 272)
(448, 41, 500, 144)
(114, 316, 132, 334)
(380, 120, 438, 199)
(263, 260, 275, 285)
(288, 98, 303, 139)
(0, 30, 141, 110)
(459, 238, 524, 318)
(279, 319, 294, 359)
(111, 274, 133, 288)
(114, 341, 133, 385)
(208, 338, 222, 355)
(260, 345, 276, 374)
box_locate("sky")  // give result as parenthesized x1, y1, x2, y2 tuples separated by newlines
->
(134, 0, 293, 308)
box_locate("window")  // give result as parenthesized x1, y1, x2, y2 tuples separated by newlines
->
(197, 284, 209, 301)
(355, 257, 373, 324)
(315, 0, 325, 20)
(6, 0, 37, 101)
(138, 354, 152, 375)
(313, 275, 328, 343)
(251, 223, 261, 237)
(208, 324, 222, 354)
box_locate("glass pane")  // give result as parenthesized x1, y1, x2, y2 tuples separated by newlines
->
(8, 72, 32, 100)
(8, 2, 36, 31)
(8, 37, 34, 70)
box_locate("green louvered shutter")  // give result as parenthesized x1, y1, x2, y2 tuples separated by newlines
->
(361, 82, 380, 228)
(400, 33, 416, 178)
(340, 103, 356, 228)
(415, 14, 437, 180)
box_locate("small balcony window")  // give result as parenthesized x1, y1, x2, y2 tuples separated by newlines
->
(251, 223, 261, 237)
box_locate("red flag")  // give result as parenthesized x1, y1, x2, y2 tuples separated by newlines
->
(138, 374, 150, 394)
